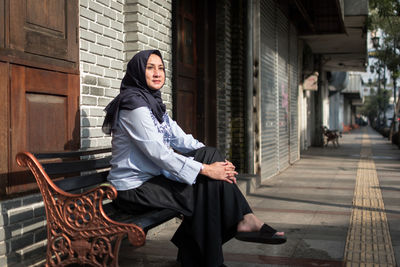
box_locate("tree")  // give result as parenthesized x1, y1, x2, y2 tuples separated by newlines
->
(368, 0, 400, 142)
(358, 87, 391, 128)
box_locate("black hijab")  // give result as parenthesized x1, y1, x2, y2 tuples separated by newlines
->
(102, 50, 166, 134)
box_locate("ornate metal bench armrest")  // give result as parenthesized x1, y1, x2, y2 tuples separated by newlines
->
(16, 151, 146, 266)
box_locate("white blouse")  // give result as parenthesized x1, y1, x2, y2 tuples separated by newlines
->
(107, 107, 205, 191)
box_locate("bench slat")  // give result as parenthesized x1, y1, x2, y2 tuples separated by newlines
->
(104, 203, 180, 232)
(54, 171, 109, 192)
(42, 156, 111, 175)
(133, 208, 180, 232)
(34, 147, 111, 159)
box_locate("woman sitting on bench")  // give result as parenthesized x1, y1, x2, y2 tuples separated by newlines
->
(102, 50, 286, 267)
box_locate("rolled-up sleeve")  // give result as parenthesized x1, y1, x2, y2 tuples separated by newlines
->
(119, 108, 202, 185)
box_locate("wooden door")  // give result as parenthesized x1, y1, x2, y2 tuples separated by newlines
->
(0, 0, 4, 48)
(5, 0, 79, 71)
(0, 0, 80, 195)
(9, 66, 79, 194)
(175, 0, 198, 137)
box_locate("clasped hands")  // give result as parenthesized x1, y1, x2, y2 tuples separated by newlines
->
(200, 160, 238, 184)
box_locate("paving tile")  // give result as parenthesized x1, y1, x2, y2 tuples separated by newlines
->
(116, 127, 400, 266)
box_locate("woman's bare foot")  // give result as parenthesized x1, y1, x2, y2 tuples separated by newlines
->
(237, 213, 263, 232)
(237, 213, 285, 235)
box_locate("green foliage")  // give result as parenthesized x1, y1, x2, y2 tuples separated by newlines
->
(368, 0, 400, 128)
(370, 0, 400, 20)
(358, 94, 378, 120)
(369, 0, 400, 44)
(369, 0, 400, 17)
(369, 3, 397, 34)
(374, 47, 400, 74)
(358, 88, 391, 123)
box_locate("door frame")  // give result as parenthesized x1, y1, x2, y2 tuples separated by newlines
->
(172, 0, 216, 145)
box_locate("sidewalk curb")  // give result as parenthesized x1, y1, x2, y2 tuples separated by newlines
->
(237, 174, 261, 196)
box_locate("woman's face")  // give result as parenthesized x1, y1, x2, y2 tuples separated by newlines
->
(145, 54, 165, 90)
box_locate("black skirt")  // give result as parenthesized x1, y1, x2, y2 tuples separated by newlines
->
(114, 147, 252, 267)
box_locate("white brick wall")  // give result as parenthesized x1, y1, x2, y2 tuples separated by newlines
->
(0, 1, 176, 265)
(0, 194, 46, 266)
(80, 0, 173, 148)
(80, 0, 126, 148)
(125, 0, 173, 113)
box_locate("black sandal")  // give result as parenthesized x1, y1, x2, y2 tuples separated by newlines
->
(235, 223, 287, 244)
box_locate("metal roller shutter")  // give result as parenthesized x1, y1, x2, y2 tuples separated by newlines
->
(260, 0, 278, 179)
(289, 24, 299, 163)
(277, 8, 289, 170)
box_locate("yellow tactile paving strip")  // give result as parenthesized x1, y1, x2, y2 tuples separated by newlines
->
(344, 132, 396, 266)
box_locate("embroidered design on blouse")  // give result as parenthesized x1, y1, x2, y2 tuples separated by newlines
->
(149, 111, 172, 148)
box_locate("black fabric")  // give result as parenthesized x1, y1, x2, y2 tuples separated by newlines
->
(102, 50, 166, 134)
(114, 147, 253, 267)
(115, 175, 194, 217)
(172, 147, 253, 267)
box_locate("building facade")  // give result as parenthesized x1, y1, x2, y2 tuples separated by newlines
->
(0, 0, 367, 265)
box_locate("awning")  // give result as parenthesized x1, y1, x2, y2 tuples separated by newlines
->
(342, 72, 363, 104)
(299, 0, 368, 72)
(329, 72, 349, 93)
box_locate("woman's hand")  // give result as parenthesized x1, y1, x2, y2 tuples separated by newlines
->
(200, 161, 238, 184)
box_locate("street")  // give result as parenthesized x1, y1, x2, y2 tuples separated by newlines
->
(118, 126, 400, 266)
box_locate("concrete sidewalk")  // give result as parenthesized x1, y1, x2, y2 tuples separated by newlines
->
(118, 126, 400, 266)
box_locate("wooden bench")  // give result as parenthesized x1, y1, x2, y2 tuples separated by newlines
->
(321, 126, 341, 147)
(16, 147, 179, 267)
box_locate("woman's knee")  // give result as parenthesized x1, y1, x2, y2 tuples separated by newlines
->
(195, 147, 225, 163)
(198, 146, 218, 154)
